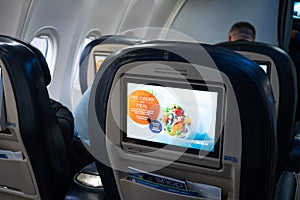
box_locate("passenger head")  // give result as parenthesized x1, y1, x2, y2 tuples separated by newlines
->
(228, 21, 256, 42)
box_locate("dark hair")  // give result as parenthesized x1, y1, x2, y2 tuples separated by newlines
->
(229, 21, 256, 40)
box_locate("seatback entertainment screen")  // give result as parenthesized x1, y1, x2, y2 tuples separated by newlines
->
(121, 75, 224, 163)
(94, 53, 109, 73)
(294, 2, 300, 19)
(255, 61, 271, 78)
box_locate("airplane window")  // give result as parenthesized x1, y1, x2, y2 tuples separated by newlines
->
(30, 35, 56, 76)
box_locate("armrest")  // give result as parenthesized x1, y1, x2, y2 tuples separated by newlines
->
(274, 171, 296, 200)
(80, 162, 99, 175)
(65, 162, 105, 200)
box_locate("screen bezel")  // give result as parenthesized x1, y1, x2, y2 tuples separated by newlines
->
(93, 51, 111, 74)
(121, 75, 224, 163)
(254, 60, 271, 78)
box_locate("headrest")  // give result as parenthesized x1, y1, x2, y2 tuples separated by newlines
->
(17, 38, 51, 86)
(79, 34, 146, 66)
(217, 40, 294, 64)
(0, 35, 51, 86)
(23, 43, 51, 86)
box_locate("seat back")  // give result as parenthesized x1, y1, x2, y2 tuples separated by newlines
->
(73, 35, 146, 151)
(0, 35, 71, 199)
(87, 41, 278, 200)
(218, 41, 297, 180)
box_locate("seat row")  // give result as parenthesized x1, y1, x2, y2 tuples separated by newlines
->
(0, 34, 298, 200)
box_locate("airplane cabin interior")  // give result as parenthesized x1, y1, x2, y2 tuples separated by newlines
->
(0, 0, 300, 199)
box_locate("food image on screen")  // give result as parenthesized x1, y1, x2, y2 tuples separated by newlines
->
(161, 104, 191, 137)
(126, 81, 219, 152)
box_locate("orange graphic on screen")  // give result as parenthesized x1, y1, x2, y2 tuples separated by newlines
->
(128, 90, 160, 125)
(95, 55, 107, 72)
(95, 60, 103, 72)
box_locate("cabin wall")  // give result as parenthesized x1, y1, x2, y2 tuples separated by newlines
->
(170, 0, 279, 44)
(23, 0, 130, 106)
(22, 0, 183, 108)
(0, 0, 281, 108)
(0, 0, 33, 38)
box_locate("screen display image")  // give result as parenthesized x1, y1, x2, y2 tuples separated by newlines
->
(254, 61, 270, 77)
(294, 2, 300, 19)
(124, 79, 220, 154)
(94, 54, 108, 73)
(259, 64, 268, 73)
